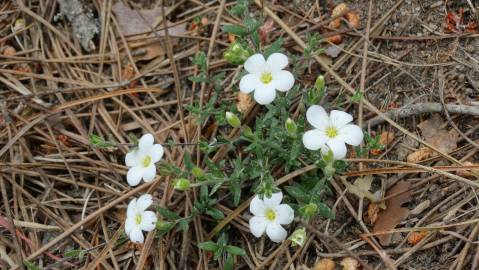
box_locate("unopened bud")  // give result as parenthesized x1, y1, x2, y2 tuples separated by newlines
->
(223, 42, 250, 65)
(242, 126, 254, 139)
(173, 178, 190, 191)
(285, 118, 297, 137)
(289, 227, 307, 247)
(315, 75, 325, 92)
(300, 203, 318, 220)
(191, 166, 204, 178)
(226, 112, 241, 128)
(156, 220, 174, 231)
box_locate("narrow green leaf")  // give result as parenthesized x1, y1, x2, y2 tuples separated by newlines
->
(197, 241, 220, 251)
(225, 245, 246, 256)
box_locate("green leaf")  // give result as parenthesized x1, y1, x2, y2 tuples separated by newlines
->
(206, 208, 225, 220)
(177, 219, 190, 231)
(24, 261, 41, 270)
(64, 249, 82, 258)
(225, 245, 246, 256)
(188, 74, 208, 83)
(222, 25, 248, 36)
(224, 254, 234, 270)
(264, 38, 284, 58)
(198, 241, 220, 252)
(317, 202, 335, 219)
(284, 184, 308, 202)
(157, 207, 180, 220)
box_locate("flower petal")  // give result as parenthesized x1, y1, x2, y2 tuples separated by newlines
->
(127, 166, 144, 186)
(127, 198, 137, 217)
(239, 73, 260, 93)
(150, 144, 164, 162)
(302, 129, 328, 150)
(266, 53, 288, 71)
(140, 211, 157, 231)
(325, 138, 348, 159)
(253, 83, 276, 105)
(139, 133, 154, 150)
(244, 54, 266, 74)
(129, 227, 144, 244)
(136, 194, 153, 211)
(272, 70, 294, 92)
(329, 110, 353, 128)
(125, 217, 136, 235)
(266, 222, 287, 243)
(142, 165, 156, 182)
(125, 150, 139, 167)
(250, 195, 266, 216)
(263, 192, 283, 208)
(338, 124, 364, 146)
(306, 105, 329, 130)
(249, 216, 268, 238)
(274, 204, 294, 225)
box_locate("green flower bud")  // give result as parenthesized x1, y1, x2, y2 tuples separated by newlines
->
(285, 118, 297, 137)
(300, 203, 318, 220)
(191, 166, 204, 178)
(173, 178, 190, 191)
(223, 42, 250, 65)
(324, 164, 336, 177)
(315, 75, 325, 92)
(242, 126, 255, 140)
(225, 112, 241, 128)
(289, 227, 307, 247)
(156, 220, 175, 231)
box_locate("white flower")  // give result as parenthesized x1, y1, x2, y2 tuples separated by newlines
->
(125, 194, 157, 244)
(302, 105, 363, 159)
(249, 192, 294, 243)
(125, 134, 164, 186)
(239, 53, 295, 105)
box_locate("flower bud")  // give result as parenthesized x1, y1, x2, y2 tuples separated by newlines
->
(191, 166, 204, 178)
(242, 126, 255, 140)
(226, 112, 241, 128)
(324, 164, 336, 177)
(315, 75, 325, 92)
(289, 227, 307, 247)
(300, 203, 317, 220)
(173, 178, 190, 191)
(156, 220, 174, 231)
(285, 118, 297, 137)
(223, 42, 250, 65)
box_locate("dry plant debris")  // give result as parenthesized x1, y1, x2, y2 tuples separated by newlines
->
(373, 180, 412, 246)
(1, 0, 479, 269)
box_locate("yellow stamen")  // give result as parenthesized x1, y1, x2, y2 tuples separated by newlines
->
(325, 126, 338, 138)
(265, 209, 276, 221)
(142, 155, 151, 167)
(135, 213, 142, 224)
(260, 72, 273, 84)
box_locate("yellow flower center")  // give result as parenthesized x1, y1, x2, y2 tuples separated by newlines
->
(325, 126, 338, 138)
(135, 213, 142, 225)
(142, 155, 152, 167)
(265, 209, 276, 221)
(260, 72, 273, 84)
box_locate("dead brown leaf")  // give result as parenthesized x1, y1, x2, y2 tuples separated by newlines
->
(407, 115, 459, 163)
(417, 115, 459, 153)
(340, 257, 359, 270)
(112, 2, 186, 37)
(237, 92, 254, 113)
(370, 131, 395, 155)
(407, 231, 429, 245)
(373, 180, 412, 246)
(313, 258, 335, 270)
(406, 147, 433, 163)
